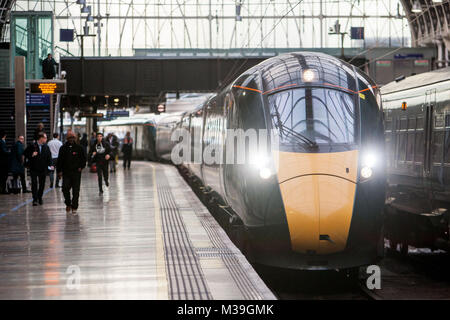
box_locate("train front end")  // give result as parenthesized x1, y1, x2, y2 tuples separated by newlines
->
(246, 53, 386, 270)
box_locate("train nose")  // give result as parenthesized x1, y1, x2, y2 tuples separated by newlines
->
(279, 175, 356, 254)
(275, 150, 358, 254)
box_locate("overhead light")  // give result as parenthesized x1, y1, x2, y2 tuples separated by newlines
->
(411, 1, 422, 13)
(431, 0, 442, 3)
(114, 98, 119, 103)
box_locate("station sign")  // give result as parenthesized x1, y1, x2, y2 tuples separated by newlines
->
(27, 80, 67, 95)
(107, 110, 130, 117)
(26, 93, 50, 106)
(79, 113, 104, 118)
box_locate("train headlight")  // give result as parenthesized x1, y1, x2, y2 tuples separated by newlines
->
(302, 69, 318, 82)
(363, 153, 377, 168)
(360, 152, 377, 180)
(259, 167, 272, 179)
(360, 166, 373, 179)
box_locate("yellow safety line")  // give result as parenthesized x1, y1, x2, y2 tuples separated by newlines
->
(152, 164, 168, 299)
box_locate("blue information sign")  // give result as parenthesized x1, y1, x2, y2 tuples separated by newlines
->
(26, 94, 50, 106)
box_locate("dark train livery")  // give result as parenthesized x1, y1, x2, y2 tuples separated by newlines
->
(156, 52, 386, 270)
(381, 67, 450, 252)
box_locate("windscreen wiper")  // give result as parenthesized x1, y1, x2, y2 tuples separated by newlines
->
(271, 112, 318, 149)
(279, 124, 318, 149)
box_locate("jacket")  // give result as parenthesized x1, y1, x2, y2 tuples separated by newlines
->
(10, 141, 25, 174)
(57, 142, 86, 174)
(0, 139, 10, 168)
(122, 137, 133, 155)
(24, 143, 52, 174)
(89, 140, 111, 166)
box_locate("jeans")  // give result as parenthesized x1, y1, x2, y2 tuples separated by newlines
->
(49, 158, 60, 187)
(97, 163, 109, 192)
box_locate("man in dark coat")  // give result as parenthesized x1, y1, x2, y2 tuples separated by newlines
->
(89, 132, 111, 195)
(10, 135, 30, 193)
(121, 131, 133, 170)
(42, 54, 57, 79)
(0, 129, 10, 194)
(57, 131, 86, 214)
(24, 132, 52, 206)
(107, 133, 119, 173)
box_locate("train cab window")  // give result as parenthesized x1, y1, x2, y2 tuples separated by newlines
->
(268, 87, 356, 152)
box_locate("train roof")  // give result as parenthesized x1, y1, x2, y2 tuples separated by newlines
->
(239, 52, 375, 95)
(98, 114, 157, 126)
(381, 66, 450, 95)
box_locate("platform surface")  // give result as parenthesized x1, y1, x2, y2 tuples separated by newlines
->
(0, 162, 275, 300)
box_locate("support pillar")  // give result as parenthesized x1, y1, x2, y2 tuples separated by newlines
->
(14, 56, 26, 142)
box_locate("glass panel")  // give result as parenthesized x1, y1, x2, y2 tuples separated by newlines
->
(268, 88, 356, 150)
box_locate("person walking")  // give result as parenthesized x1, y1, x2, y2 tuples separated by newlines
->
(10, 135, 30, 194)
(0, 129, 10, 194)
(33, 123, 45, 142)
(57, 131, 86, 214)
(80, 133, 88, 156)
(24, 132, 52, 206)
(122, 131, 133, 170)
(107, 133, 119, 173)
(47, 133, 63, 188)
(89, 132, 111, 195)
(42, 53, 57, 79)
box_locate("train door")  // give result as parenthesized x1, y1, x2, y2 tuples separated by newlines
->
(423, 88, 442, 208)
(425, 89, 447, 194)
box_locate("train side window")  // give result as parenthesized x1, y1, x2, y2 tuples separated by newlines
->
(385, 119, 392, 131)
(415, 132, 424, 163)
(432, 131, 444, 164)
(408, 117, 416, 130)
(398, 132, 407, 162)
(416, 117, 424, 129)
(406, 133, 415, 161)
(400, 117, 408, 130)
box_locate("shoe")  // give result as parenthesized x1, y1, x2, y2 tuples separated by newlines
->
(23, 190, 31, 193)
(55, 185, 60, 188)
(50, 184, 53, 188)
(32, 201, 38, 206)
(66, 206, 71, 212)
(105, 182, 109, 187)
(99, 190, 103, 195)
(72, 208, 78, 215)
(38, 198, 43, 205)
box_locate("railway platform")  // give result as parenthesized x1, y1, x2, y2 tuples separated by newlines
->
(0, 162, 275, 300)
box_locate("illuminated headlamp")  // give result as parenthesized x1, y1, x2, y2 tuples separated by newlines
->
(250, 154, 273, 179)
(360, 152, 377, 180)
(302, 69, 318, 82)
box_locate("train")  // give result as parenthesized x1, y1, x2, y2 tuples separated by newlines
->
(98, 116, 158, 160)
(155, 52, 387, 271)
(381, 67, 450, 253)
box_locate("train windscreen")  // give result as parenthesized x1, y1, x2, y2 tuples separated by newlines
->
(268, 88, 357, 152)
